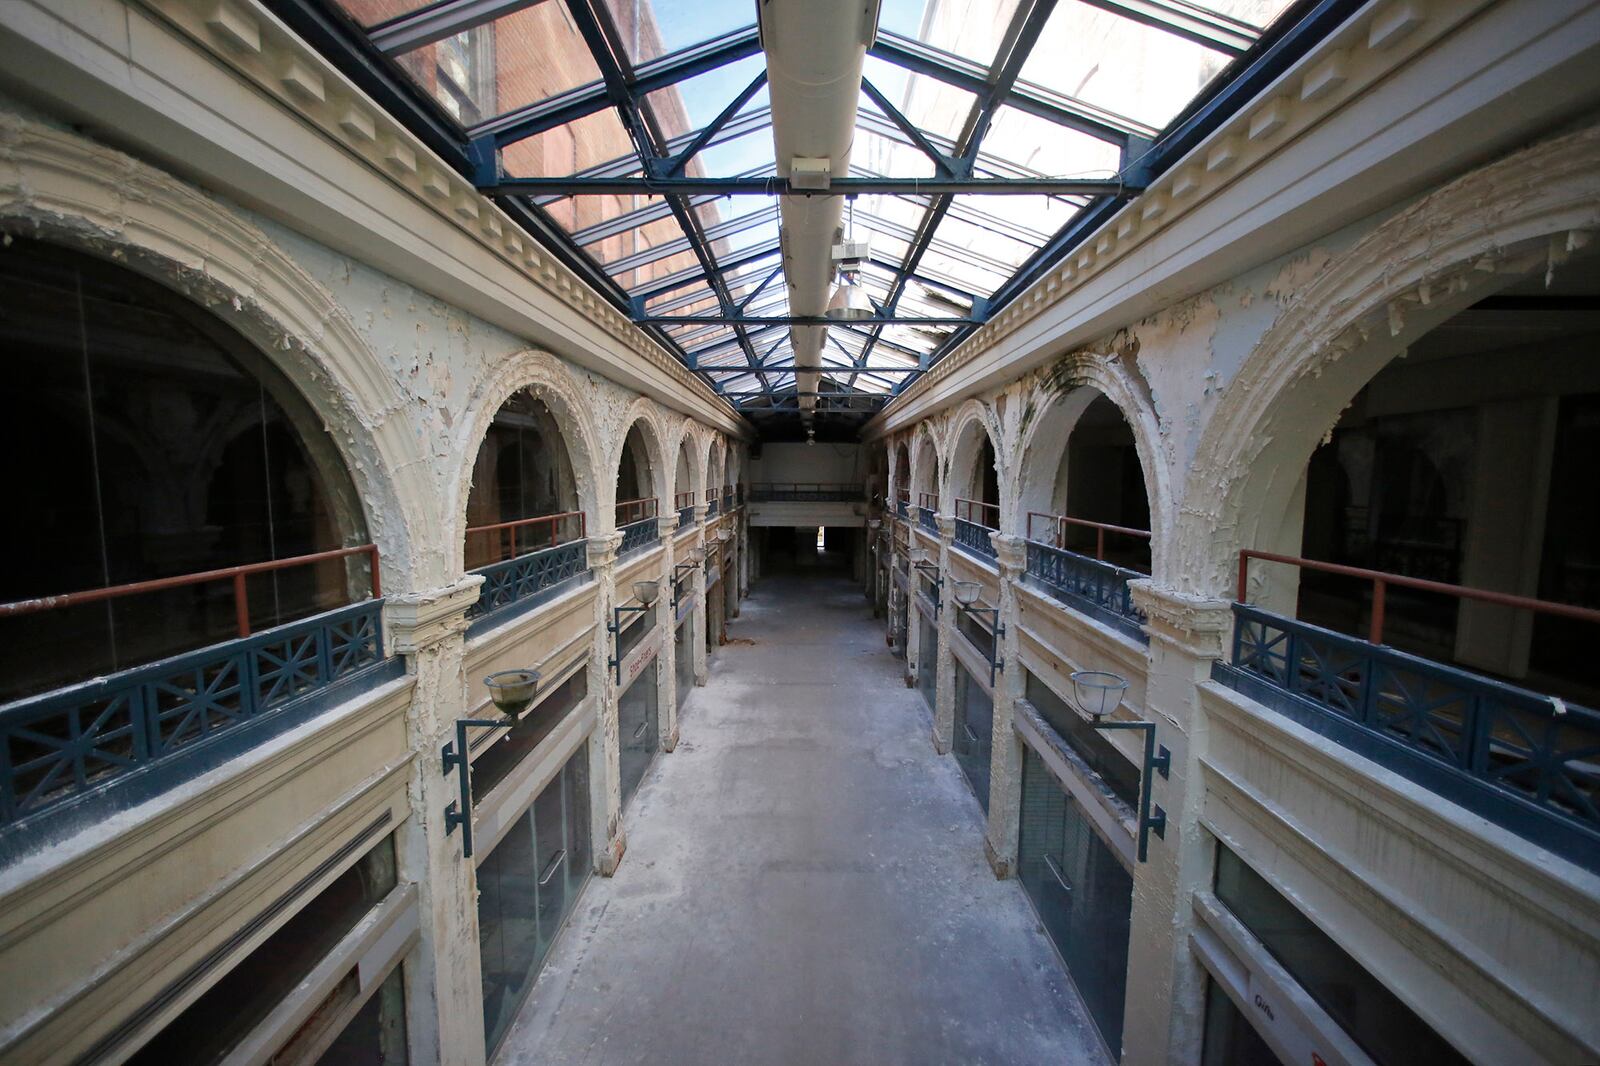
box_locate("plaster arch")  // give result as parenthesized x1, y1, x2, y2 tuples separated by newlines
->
(1015, 356, 1167, 564)
(703, 434, 726, 502)
(911, 431, 940, 511)
(1177, 121, 1600, 600)
(944, 399, 1006, 529)
(449, 349, 602, 564)
(669, 421, 705, 509)
(0, 116, 426, 587)
(609, 398, 670, 527)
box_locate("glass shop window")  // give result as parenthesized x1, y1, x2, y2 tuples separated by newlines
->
(1212, 844, 1470, 1066)
(0, 237, 367, 701)
(478, 745, 592, 1056)
(471, 666, 590, 803)
(618, 658, 660, 808)
(1018, 746, 1133, 1060)
(675, 617, 693, 712)
(953, 661, 992, 812)
(1024, 672, 1140, 810)
(617, 599, 659, 663)
(1201, 976, 1283, 1066)
(128, 834, 400, 1064)
(956, 601, 996, 661)
(917, 613, 938, 713)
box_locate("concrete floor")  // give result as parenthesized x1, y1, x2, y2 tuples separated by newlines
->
(496, 570, 1107, 1065)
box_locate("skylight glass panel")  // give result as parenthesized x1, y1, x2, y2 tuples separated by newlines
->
(501, 109, 632, 177)
(982, 106, 1122, 179)
(860, 57, 978, 143)
(1019, 0, 1233, 129)
(604, 0, 757, 66)
(877, 1, 1020, 69)
(391, 5, 604, 126)
(336, 0, 435, 28)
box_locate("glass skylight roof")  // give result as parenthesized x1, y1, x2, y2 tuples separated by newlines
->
(312, 0, 1323, 419)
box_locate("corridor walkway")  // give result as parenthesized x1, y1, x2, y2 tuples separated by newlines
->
(498, 571, 1106, 1065)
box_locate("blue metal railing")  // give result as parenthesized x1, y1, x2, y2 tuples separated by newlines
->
(618, 517, 660, 557)
(1024, 539, 1147, 643)
(918, 506, 937, 533)
(677, 505, 694, 528)
(1214, 603, 1600, 872)
(467, 538, 590, 624)
(706, 497, 720, 519)
(953, 516, 996, 560)
(0, 600, 394, 844)
(896, 499, 910, 519)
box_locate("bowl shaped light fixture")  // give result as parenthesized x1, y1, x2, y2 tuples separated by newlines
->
(952, 579, 981, 606)
(633, 579, 660, 606)
(484, 668, 541, 719)
(824, 277, 873, 322)
(1071, 670, 1129, 721)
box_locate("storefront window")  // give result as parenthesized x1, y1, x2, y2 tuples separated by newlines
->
(1018, 746, 1133, 1059)
(471, 667, 589, 802)
(618, 658, 660, 807)
(1213, 844, 1469, 1065)
(675, 617, 693, 711)
(953, 661, 992, 811)
(129, 834, 398, 1063)
(1201, 977, 1283, 1066)
(313, 967, 408, 1066)
(1025, 672, 1140, 810)
(478, 746, 592, 1056)
(917, 612, 938, 712)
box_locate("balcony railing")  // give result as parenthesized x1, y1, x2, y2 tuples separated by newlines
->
(465, 510, 585, 568)
(467, 540, 590, 625)
(674, 491, 695, 528)
(896, 488, 910, 519)
(0, 547, 395, 849)
(918, 506, 937, 534)
(1027, 512, 1151, 573)
(706, 495, 720, 519)
(616, 497, 658, 527)
(747, 482, 863, 502)
(1215, 551, 1600, 873)
(1024, 539, 1148, 643)
(721, 485, 735, 509)
(953, 498, 999, 560)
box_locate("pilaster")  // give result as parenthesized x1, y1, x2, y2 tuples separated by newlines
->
(691, 506, 710, 686)
(984, 533, 1028, 879)
(931, 515, 958, 754)
(586, 531, 627, 877)
(656, 514, 680, 751)
(1120, 579, 1235, 1066)
(384, 575, 488, 1066)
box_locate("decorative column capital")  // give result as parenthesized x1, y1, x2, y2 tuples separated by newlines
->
(991, 533, 1028, 577)
(587, 530, 625, 570)
(384, 574, 484, 655)
(1128, 579, 1234, 659)
(658, 513, 680, 537)
(692, 504, 709, 524)
(935, 515, 957, 540)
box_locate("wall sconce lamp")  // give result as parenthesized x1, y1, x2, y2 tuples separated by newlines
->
(1069, 670, 1171, 863)
(672, 549, 706, 609)
(607, 579, 660, 683)
(952, 580, 1003, 684)
(443, 668, 541, 858)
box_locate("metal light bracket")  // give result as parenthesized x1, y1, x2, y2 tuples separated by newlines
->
(442, 717, 511, 859)
(1088, 719, 1170, 862)
(606, 603, 650, 684)
(670, 561, 698, 609)
(954, 601, 1005, 685)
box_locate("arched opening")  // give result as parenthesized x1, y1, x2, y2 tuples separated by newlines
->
(673, 437, 696, 525)
(892, 440, 911, 514)
(1020, 390, 1152, 573)
(703, 444, 724, 518)
(0, 237, 371, 700)
(947, 414, 1002, 556)
(912, 435, 939, 523)
(463, 390, 583, 570)
(1278, 259, 1600, 700)
(1213, 247, 1600, 861)
(615, 421, 660, 552)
